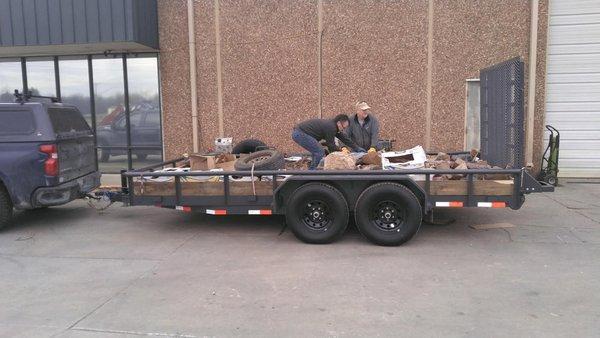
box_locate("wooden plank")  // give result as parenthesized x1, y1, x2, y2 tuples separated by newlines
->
(416, 180, 513, 196)
(133, 181, 274, 196)
(134, 179, 513, 197)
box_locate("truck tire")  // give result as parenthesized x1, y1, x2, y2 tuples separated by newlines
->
(234, 150, 284, 171)
(354, 182, 422, 246)
(285, 183, 349, 244)
(99, 149, 110, 162)
(232, 139, 267, 154)
(0, 184, 13, 230)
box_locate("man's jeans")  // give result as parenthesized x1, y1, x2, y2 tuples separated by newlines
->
(292, 129, 324, 170)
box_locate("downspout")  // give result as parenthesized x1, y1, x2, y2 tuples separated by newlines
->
(188, 0, 199, 153)
(525, 0, 539, 168)
(317, 0, 323, 118)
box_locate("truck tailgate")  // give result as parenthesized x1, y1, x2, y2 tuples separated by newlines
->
(57, 135, 96, 183)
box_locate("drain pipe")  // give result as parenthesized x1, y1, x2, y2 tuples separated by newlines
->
(187, 0, 199, 153)
(525, 0, 539, 168)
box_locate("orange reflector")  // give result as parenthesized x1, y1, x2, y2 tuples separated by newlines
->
(206, 209, 227, 215)
(477, 202, 506, 208)
(249, 210, 272, 215)
(435, 201, 463, 208)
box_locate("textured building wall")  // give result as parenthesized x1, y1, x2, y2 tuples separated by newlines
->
(219, 0, 319, 152)
(159, 0, 548, 167)
(321, 0, 428, 150)
(157, 0, 192, 159)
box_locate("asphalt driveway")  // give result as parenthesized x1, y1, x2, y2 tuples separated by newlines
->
(0, 182, 599, 337)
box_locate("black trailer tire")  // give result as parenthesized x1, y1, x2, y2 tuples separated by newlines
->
(0, 184, 13, 230)
(232, 139, 267, 154)
(285, 183, 349, 244)
(354, 182, 422, 246)
(234, 150, 284, 171)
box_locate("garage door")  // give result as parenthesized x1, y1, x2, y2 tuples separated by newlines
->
(546, 0, 600, 177)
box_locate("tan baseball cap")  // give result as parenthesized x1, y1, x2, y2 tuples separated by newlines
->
(356, 101, 371, 110)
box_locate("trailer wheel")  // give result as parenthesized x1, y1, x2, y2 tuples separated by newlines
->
(0, 184, 13, 230)
(354, 182, 422, 246)
(286, 183, 349, 244)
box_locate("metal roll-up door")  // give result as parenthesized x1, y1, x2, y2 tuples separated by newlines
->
(545, 0, 600, 177)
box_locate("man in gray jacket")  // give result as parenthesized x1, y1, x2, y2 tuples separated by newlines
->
(343, 101, 381, 152)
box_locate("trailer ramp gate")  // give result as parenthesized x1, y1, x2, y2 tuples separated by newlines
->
(480, 57, 525, 169)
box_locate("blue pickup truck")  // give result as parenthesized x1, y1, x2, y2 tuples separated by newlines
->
(0, 101, 100, 228)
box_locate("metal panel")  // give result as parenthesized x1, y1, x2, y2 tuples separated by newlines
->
(480, 58, 525, 169)
(0, 0, 158, 54)
(545, 0, 600, 177)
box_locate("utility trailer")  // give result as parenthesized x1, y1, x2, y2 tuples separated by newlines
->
(104, 159, 553, 246)
(100, 57, 552, 246)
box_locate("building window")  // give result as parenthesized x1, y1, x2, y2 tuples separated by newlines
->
(0, 59, 23, 102)
(59, 57, 92, 126)
(127, 55, 163, 169)
(465, 79, 481, 150)
(25, 57, 57, 97)
(0, 54, 163, 174)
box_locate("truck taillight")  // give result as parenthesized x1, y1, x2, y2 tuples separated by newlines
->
(40, 144, 58, 176)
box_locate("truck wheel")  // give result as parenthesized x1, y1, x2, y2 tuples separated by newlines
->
(354, 182, 422, 246)
(285, 183, 349, 244)
(99, 149, 110, 162)
(0, 185, 13, 230)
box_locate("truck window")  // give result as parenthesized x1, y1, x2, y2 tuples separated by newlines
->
(48, 108, 91, 134)
(0, 110, 35, 135)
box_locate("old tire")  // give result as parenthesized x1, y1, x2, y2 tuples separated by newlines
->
(234, 150, 284, 171)
(354, 182, 422, 246)
(285, 183, 349, 244)
(232, 139, 267, 154)
(0, 184, 13, 230)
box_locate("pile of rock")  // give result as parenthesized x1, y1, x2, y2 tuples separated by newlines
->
(425, 151, 511, 180)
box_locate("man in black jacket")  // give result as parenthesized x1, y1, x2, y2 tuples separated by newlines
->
(292, 114, 358, 169)
(343, 101, 381, 151)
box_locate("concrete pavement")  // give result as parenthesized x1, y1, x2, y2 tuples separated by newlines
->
(0, 182, 599, 337)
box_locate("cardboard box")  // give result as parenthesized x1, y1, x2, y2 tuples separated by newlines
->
(190, 154, 236, 171)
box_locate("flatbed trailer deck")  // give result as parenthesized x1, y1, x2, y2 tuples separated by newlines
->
(108, 157, 554, 246)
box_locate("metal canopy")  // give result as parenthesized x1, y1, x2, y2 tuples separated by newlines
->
(0, 0, 158, 57)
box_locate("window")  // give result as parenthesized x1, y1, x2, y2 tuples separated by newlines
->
(465, 79, 480, 150)
(48, 108, 91, 135)
(26, 58, 56, 97)
(59, 57, 92, 126)
(0, 54, 163, 173)
(0, 59, 22, 102)
(0, 110, 35, 135)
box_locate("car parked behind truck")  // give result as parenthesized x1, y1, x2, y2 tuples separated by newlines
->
(0, 100, 100, 229)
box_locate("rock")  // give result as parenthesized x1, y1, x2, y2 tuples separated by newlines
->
(360, 152, 382, 166)
(435, 152, 450, 161)
(323, 152, 356, 170)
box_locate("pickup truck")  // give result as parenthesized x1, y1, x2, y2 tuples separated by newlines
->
(0, 101, 100, 229)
